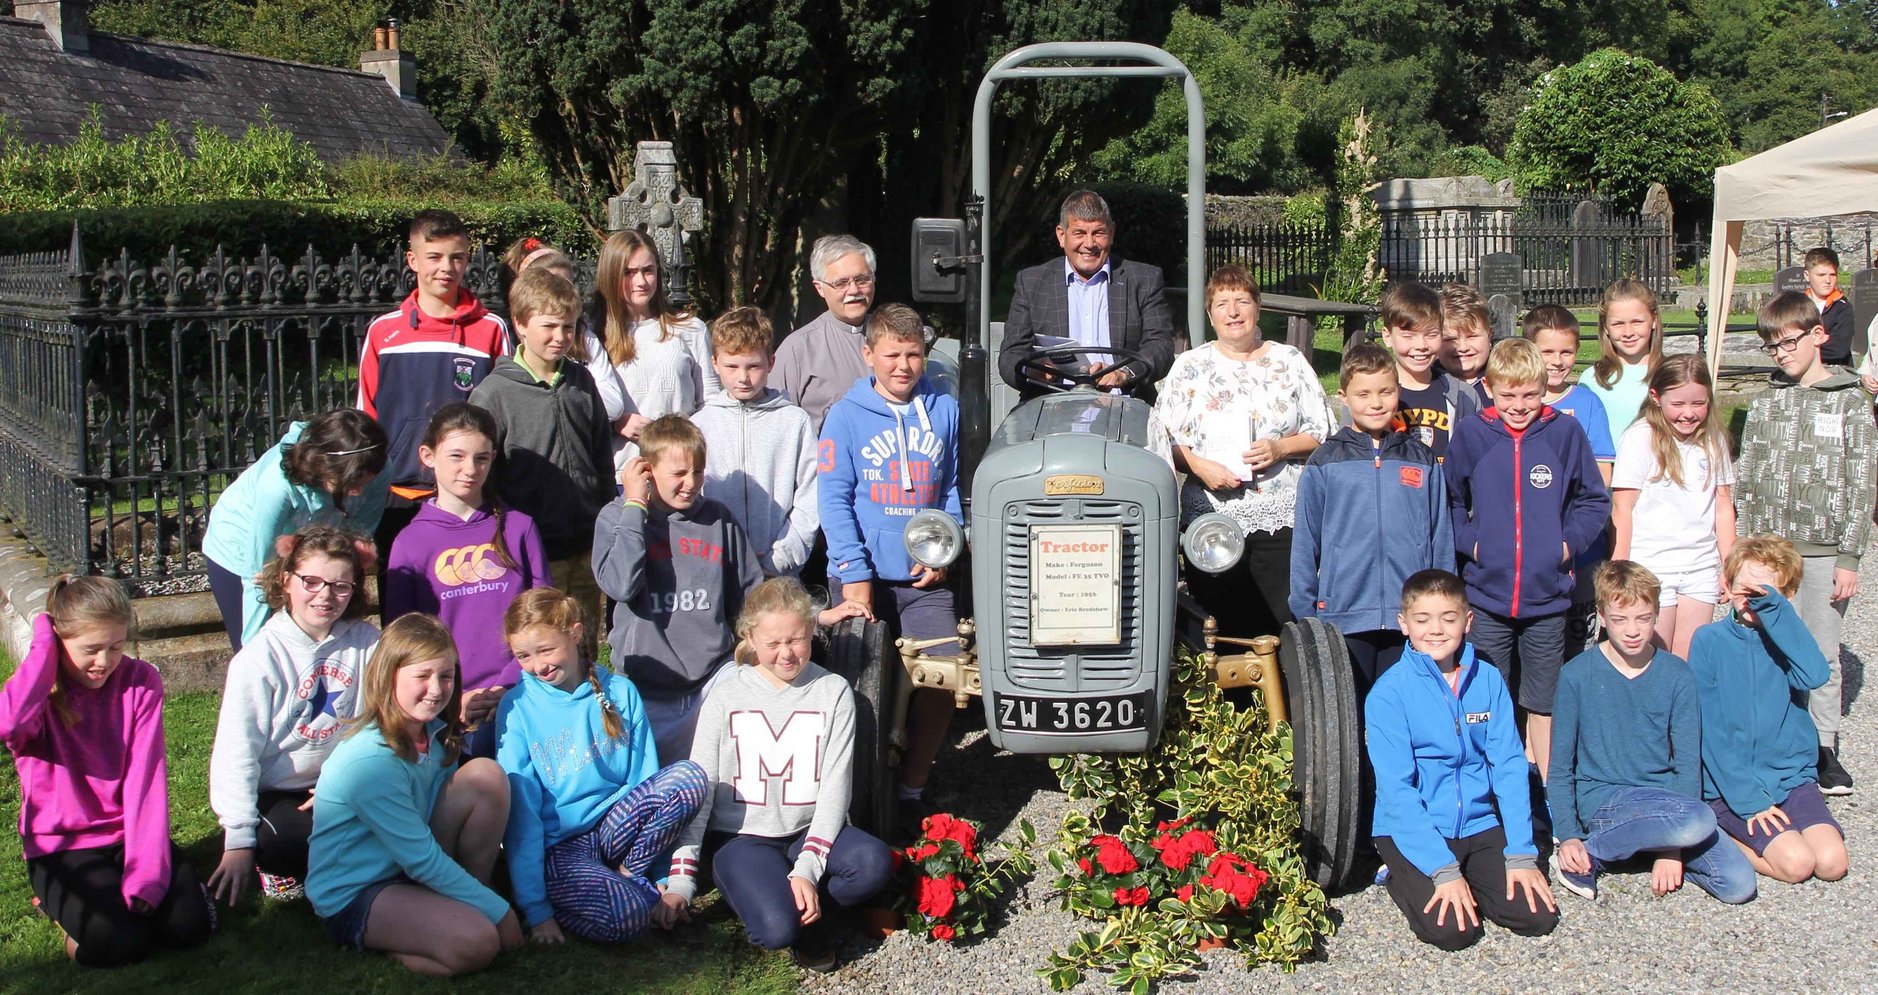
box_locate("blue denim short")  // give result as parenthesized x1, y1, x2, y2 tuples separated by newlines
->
(321, 877, 406, 949)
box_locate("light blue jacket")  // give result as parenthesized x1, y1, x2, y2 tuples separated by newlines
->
(202, 421, 388, 643)
(495, 667, 659, 927)
(1366, 642, 1539, 883)
(307, 720, 509, 926)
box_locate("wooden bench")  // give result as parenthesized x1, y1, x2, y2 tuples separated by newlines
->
(1262, 293, 1378, 353)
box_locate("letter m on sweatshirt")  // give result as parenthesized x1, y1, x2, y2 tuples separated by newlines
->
(729, 710, 824, 806)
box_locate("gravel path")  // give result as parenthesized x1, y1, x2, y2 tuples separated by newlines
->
(805, 487, 1878, 994)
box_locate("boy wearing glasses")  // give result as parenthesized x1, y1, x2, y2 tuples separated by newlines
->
(1735, 291, 1876, 794)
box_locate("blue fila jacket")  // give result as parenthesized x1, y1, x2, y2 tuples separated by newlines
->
(817, 374, 962, 584)
(1366, 642, 1539, 883)
(357, 289, 510, 490)
(1445, 406, 1609, 618)
(1290, 428, 1454, 634)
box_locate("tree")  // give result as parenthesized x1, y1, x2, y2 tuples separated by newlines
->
(1507, 48, 1733, 207)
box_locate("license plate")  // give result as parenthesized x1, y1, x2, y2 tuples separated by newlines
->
(994, 690, 1153, 736)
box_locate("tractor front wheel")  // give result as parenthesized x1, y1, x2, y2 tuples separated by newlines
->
(1278, 617, 1362, 893)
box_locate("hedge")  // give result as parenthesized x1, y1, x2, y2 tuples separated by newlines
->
(0, 198, 597, 263)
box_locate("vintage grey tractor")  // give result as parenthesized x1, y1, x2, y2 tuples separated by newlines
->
(821, 42, 1363, 892)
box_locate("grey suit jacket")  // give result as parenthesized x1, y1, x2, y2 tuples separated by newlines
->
(996, 256, 1178, 398)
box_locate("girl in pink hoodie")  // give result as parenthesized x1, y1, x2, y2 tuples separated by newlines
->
(0, 577, 214, 967)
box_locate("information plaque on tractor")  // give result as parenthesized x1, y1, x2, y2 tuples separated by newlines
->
(1029, 524, 1123, 645)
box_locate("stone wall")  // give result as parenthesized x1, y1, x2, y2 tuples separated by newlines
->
(1738, 213, 1878, 272)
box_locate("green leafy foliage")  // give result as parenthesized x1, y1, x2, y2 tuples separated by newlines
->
(0, 113, 326, 211)
(1043, 649, 1332, 988)
(1318, 109, 1385, 325)
(1507, 48, 1734, 208)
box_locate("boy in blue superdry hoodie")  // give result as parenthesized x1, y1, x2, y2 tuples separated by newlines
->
(817, 304, 962, 825)
(1368, 569, 1558, 950)
(1293, 344, 1453, 692)
(1687, 536, 1848, 885)
(1445, 338, 1609, 778)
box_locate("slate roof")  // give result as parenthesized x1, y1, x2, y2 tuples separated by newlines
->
(0, 16, 451, 162)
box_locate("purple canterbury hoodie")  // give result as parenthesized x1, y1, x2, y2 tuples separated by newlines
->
(384, 501, 551, 690)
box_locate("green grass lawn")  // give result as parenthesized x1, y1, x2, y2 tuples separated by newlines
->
(0, 647, 797, 995)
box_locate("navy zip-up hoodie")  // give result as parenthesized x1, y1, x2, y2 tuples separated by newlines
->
(1445, 406, 1609, 618)
(1367, 642, 1539, 883)
(1291, 428, 1454, 633)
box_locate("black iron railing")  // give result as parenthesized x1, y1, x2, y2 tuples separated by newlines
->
(0, 228, 528, 593)
(1204, 222, 1335, 295)
(1375, 203, 1674, 307)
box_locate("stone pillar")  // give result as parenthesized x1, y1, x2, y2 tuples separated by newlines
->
(607, 142, 705, 308)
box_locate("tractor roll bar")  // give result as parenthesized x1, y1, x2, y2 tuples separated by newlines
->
(970, 43, 1207, 352)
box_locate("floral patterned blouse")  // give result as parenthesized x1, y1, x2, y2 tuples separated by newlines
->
(1154, 340, 1333, 534)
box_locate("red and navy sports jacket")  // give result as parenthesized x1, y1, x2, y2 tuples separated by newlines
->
(1445, 406, 1610, 618)
(356, 289, 510, 490)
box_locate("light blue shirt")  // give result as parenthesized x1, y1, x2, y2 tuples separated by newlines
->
(1064, 258, 1112, 350)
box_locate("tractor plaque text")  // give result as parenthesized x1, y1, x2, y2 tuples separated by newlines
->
(1029, 524, 1123, 645)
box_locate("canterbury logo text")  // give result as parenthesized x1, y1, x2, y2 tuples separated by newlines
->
(434, 543, 510, 587)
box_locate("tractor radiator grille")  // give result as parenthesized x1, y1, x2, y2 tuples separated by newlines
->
(1003, 499, 1143, 690)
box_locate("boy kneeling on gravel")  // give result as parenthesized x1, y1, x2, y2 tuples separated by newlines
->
(1366, 569, 1558, 950)
(1546, 560, 1756, 904)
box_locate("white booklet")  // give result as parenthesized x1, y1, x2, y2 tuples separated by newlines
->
(1196, 412, 1257, 483)
(1033, 334, 1097, 377)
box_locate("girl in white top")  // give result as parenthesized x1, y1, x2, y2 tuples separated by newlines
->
(1610, 354, 1736, 659)
(208, 525, 380, 904)
(1155, 266, 1332, 638)
(594, 229, 719, 469)
(1577, 279, 1663, 437)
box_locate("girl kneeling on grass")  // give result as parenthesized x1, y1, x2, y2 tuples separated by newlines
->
(496, 588, 708, 945)
(661, 577, 893, 972)
(208, 525, 380, 905)
(306, 614, 521, 976)
(0, 577, 214, 967)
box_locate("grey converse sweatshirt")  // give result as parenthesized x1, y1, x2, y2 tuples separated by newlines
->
(664, 662, 856, 900)
(591, 497, 764, 694)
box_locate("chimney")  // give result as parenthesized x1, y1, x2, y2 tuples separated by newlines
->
(15, 0, 90, 54)
(359, 18, 416, 100)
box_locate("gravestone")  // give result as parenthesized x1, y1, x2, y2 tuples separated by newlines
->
(1853, 268, 1878, 357)
(1774, 266, 1808, 296)
(1569, 199, 1606, 290)
(1478, 252, 1522, 340)
(607, 141, 706, 307)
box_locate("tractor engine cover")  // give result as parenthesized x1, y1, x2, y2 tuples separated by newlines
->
(971, 391, 1178, 753)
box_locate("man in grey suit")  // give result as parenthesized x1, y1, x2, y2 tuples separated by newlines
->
(997, 189, 1179, 399)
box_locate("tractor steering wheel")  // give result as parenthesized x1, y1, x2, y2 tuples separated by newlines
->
(1012, 344, 1153, 396)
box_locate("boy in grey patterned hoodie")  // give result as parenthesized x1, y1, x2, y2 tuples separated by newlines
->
(1735, 291, 1876, 795)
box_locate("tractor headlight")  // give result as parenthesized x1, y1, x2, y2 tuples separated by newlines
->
(904, 509, 964, 570)
(1181, 513, 1244, 574)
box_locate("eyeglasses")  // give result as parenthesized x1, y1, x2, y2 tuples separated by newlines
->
(817, 274, 875, 292)
(296, 574, 357, 598)
(1759, 332, 1811, 356)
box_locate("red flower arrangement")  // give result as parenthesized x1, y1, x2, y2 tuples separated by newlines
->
(894, 814, 1036, 944)
(1055, 815, 1271, 926)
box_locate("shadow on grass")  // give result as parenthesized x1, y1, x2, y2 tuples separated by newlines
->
(0, 689, 797, 995)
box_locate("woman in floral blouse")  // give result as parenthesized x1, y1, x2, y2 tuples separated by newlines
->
(1154, 266, 1333, 637)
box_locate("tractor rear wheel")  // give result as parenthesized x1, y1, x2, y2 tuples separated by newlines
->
(823, 616, 898, 839)
(1280, 617, 1363, 893)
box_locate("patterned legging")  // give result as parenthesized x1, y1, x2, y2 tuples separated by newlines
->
(544, 760, 708, 942)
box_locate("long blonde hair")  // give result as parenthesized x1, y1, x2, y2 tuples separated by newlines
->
(1592, 279, 1662, 389)
(1637, 354, 1729, 488)
(349, 614, 463, 764)
(732, 577, 817, 667)
(596, 228, 694, 367)
(43, 575, 135, 728)
(503, 588, 623, 742)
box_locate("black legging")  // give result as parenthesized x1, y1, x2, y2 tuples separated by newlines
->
(1185, 526, 1294, 640)
(206, 558, 247, 652)
(252, 789, 316, 879)
(27, 842, 215, 968)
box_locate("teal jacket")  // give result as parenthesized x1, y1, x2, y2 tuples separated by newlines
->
(495, 667, 659, 927)
(202, 421, 388, 643)
(307, 720, 509, 926)
(1687, 589, 1831, 818)
(1366, 642, 1538, 883)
